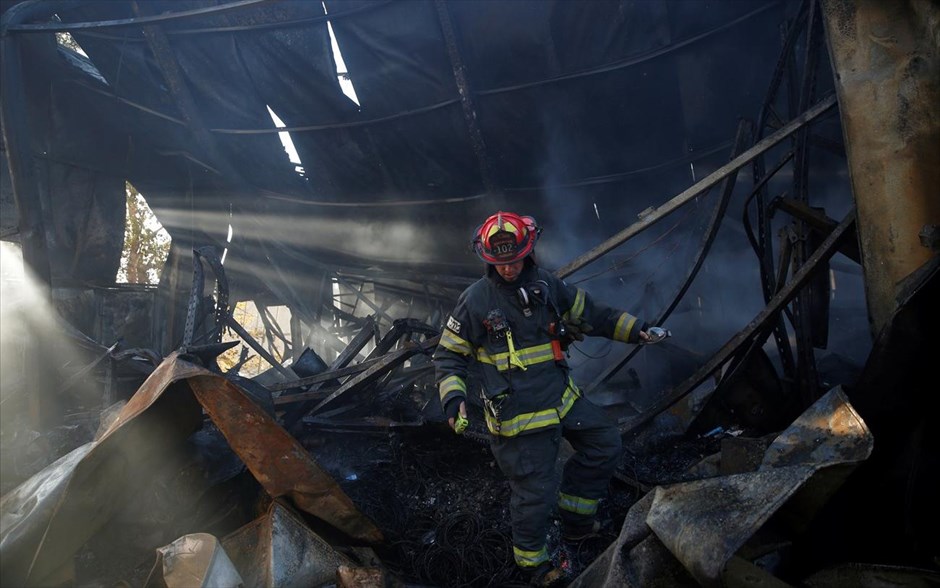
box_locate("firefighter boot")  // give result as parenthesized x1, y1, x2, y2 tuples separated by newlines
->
(528, 562, 568, 587)
(561, 520, 601, 543)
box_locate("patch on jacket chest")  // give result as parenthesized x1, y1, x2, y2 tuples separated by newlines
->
(483, 308, 508, 342)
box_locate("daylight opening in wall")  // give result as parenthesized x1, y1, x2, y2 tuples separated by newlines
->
(267, 106, 306, 177)
(53, 21, 88, 58)
(322, 2, 360, 106)
(117, 182, 171, 285)
(218, 301, 293, 377)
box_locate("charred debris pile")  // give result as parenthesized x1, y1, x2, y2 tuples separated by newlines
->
(2, 0, 939, 586)
(1, 232, 937, 588)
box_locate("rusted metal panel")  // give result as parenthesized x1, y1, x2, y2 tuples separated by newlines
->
(188, 371, 384, 544)
(760, 386, 872, 469)
(221, 500, 354, 588)
(147, 533, 244, 588)
(820, 0, 940, 334)
(0, 353, 205, 587)
(336, 565, 386, 588)
(645, 387, 873, 587)
(1, 351, 380, 587)
(0, 442, 96, 587)
(648, 466, 816, 586)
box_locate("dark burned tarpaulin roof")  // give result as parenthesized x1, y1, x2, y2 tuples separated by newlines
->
(1, 0, 792, 298)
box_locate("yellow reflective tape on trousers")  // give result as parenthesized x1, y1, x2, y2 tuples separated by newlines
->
(485, 380, 581, 437)
(476, 343, 555, 371)
(613, 313, 637, 342)
(558, 491, 599, 515)
(563, 288, 586, 322)
(557, 379, 580, 419)
(513, 545, 549, 567)
(485, 407, 559, 436)
(438, 375, 466, 404)
(440, 328, 473, 356)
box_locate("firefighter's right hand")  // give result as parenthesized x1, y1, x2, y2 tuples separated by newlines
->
(446, 400, 468, 434)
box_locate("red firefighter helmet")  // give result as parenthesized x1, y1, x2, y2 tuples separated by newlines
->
(471, 211, 540, 264)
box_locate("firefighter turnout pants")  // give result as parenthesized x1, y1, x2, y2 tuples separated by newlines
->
(489, 396, 622, 570)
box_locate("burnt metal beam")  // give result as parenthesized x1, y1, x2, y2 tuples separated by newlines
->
(556, 94, 837, 279)
(585, 119, 753, 393)
(750, 2, 810, 384)
(133, 1, 245, 189)
(619, 211, 856, 436)
(334, 276, 394, 325)
(224, 315, 294, 380)
(789, 0, 825, 403)
(433, 0, 496, 192)
(273, 386, 337, 406)
(820, 0, 940, 335)
(280, 316, 376, 434)
(7, 0, 270, 33)
(309, 335, 440, 416)
(364, 318, 439, 360)
(0, 2, 57, 287)
(269, 351, 402, 392)
(774, 196, 861, 263)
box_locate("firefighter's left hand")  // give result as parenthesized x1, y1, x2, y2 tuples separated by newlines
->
(563, 319, 593, 342)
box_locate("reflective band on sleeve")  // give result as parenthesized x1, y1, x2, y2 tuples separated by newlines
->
(613, 313, 637, 342)
(558, 492, 599, 515)
(513, 545, 549, 568)
(563, 289, 586, 322)
(438, 375, 467, 404)
(440, 328, 473, 356)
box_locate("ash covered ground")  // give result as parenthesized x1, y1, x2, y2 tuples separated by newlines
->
(303, 420, 721, 587)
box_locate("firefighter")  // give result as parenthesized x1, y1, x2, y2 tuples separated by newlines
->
(432, 211, 651, 586)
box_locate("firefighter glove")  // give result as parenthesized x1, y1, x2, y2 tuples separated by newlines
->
(563, 318, 593, 342)
(444, 397, 462, 421)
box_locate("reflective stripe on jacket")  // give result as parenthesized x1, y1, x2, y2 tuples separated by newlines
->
(433, 264, 643, 436)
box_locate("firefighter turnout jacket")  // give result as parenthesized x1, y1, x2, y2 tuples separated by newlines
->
(433, 263, 645, 437)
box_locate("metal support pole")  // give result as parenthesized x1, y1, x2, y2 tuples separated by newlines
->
(557, 94, 837, 279)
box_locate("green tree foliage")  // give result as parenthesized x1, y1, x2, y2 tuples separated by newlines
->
(117, 182, 171, 284)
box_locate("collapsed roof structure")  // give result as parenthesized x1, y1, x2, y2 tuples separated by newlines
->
(1, 0, 937, 586)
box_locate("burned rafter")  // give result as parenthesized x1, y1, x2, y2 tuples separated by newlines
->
(585, 119, 754, 394)
(132, 2, 247, 189)
(308, 334, 440, 417)
(256, 302, 292, 351)
(278, 319, 439, 430)
(556, 94, 838, 279)
(772, 196, 861, 263)
(364, 318, 440, 360)
(334, 275, 395, 326)
(619, 210, 856, 436)
(280, 315, 377, 434)
(433, 0, 496, 193)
